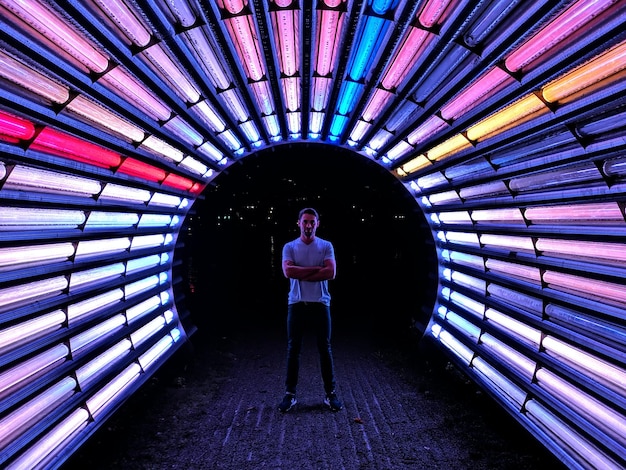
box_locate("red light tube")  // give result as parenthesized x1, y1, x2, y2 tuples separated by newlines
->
(30, 128, 122, 168)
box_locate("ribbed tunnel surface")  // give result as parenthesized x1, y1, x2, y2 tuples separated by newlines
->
(1, 1, 626, 468)
(64, 322, 564, 469)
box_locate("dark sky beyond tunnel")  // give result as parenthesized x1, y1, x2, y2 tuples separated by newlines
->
(179, 144, 437, 341)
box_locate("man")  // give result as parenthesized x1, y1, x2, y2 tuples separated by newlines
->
(278, 207, 343, 412)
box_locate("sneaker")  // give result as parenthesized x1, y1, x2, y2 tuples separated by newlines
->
(324, 392, 343, 411)
(278, 393, 297, 412)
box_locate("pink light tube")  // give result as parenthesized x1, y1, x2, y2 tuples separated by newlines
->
(271, 6, 299, 76)
(485, 259, 542, 284)
(525, 202, 625, 224)
(505, 0, 618, 72)
(225, 14, 265, 81)
(536, 238, 626, 263)
(440, 67, 511, 121)
(362, 88, 392, 122)
(419, 0, 454, 28)
(543, 270, 626, 308)
(0, 0, 109, 73)
(0, 109, 35, 141)
(315, 9, 344, 76)
(381, 28, 430, 90)
(93, 0, 152, 47)
(407, 116, 447, 146)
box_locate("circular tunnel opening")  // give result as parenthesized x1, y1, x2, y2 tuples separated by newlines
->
(177, 143, 438, 346)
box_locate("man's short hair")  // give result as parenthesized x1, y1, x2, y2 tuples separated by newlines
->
(298, 207, 319, 220)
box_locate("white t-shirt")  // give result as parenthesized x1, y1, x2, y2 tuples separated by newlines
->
(282, 236, 335, 306)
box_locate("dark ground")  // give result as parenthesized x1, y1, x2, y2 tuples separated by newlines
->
(63, 314, 566, 470)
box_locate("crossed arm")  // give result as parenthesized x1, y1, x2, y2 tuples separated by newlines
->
(283, 258, 336, 281)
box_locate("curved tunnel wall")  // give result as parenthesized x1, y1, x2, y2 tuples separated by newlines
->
(0, 1, 624, 468)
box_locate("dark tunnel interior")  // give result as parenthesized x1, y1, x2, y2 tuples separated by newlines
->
(177, 143, 439, 343)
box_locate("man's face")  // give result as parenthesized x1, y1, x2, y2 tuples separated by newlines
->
(298, 213, 318, 239)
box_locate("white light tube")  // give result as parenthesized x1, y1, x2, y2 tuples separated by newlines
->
(0, 277, 68, 314)
(126, 254, 161, 274)
(149, 192, 183, 208)
(471, 355, 528, 408)
(436, 327, 474, 365)
(0, 344, 69, 399)
(0, 49, 70, 103)
(449, 291, 485, 318)
(130, 234, 166, 250)
(449, 251, 484, 270)
(165, 0, 196, 27)
(444, 310, 481, 342)
(84, 211, 140, 229)
(250, 80, 274, 116)
(525, 399, 622, 470)
(66, 95, 146, 142)
(443, 231, 480, 246)
(219, 88, 249, 122)
(75, 339, 132, 388)
(484, 308, 542, 346)
(125, 275, 160, 298)
(75, 238, 131, 259)
(141, 135, 184, 162)
(130, 316, 166, 347)
(137, 213, 172, 228)
(69, 314, 126, 354)
(535, 368, 626, 447)
(138, 335, 174, 370)
(0, 309, 66, 354)
(479, 234, 534, 252)
(163, 116, 204, 146)
(180, 156, 209, 176)
(100, 67, 171, 121)
(4, 165, 101, 196)
(125, 295, 162, 323)
(0, 243, 75, 269)
(86, 362, 142, 417)
(67, 288, 124, 323)
(5, 408, 90, 470)
(240, 120, 261, 144)
(0, 207, 85, 230)
(485, 259, 541, 283)
(190, 100, 226, 133)
(99, 183, 152, 203)
(0, 376, 77, 449)
(451, 271, 485, 293)
(542, 335, 626, 394)
(197, 140, 224, 162)
(69, 263, 125, 291)
(438, 211, 472, 224)
(184, 27, 232, 90)
(459, 181, 509, 199)
(477, 333, 538, 383)
(487, 284, 543, 316)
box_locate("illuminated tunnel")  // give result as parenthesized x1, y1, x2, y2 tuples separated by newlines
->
(0, 0, 625, 468)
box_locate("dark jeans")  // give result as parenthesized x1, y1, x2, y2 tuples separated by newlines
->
(285, 302, 336, 395)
